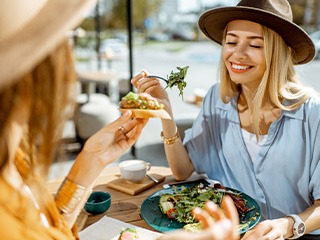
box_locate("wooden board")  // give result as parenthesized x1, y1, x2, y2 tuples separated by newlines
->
(107, 174, 165, 195)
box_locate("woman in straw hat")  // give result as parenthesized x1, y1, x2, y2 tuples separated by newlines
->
(0, 0, 151, 239)
(133, 0, 320, 239)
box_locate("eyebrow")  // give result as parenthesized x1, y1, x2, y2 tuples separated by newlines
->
(226, 32, 264, 40)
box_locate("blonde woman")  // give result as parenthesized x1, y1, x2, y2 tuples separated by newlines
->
(132, 0, 320, 239)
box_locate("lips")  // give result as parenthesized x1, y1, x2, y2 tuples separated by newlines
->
(230, 62, 252, 73)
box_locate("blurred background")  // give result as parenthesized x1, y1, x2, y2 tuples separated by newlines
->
(50, 0, 320, 179)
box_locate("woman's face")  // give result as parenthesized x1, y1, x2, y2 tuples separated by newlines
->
(223, 20, 266, 90)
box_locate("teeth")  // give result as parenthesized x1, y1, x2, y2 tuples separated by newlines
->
(232, 64, 249, 70)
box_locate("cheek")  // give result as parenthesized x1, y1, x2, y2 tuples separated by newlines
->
(222, 48, 232, 66)
(222, 47, 232, 59)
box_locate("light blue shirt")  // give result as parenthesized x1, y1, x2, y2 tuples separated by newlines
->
(184, 83, 320, 221)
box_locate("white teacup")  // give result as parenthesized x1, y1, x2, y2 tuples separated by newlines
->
(119, 160, 151, 183)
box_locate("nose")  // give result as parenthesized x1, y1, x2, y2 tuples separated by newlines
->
(233, 43, 247, 59)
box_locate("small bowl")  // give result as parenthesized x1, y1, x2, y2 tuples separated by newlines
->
(84, 191, 111, 215)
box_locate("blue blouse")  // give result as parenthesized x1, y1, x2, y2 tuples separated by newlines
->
(183, 83, 320, 221)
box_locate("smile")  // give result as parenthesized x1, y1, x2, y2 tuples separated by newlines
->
(232, 63, 250, 70)
(230, 63, 252, 73)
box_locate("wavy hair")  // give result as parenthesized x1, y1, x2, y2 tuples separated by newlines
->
(219, 25, 317, 136)
(0, 39, 77, 179)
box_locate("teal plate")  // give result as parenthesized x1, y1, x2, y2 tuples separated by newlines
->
(140, 182, 261, 234)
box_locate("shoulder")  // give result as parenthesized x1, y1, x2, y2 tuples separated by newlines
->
(302, 94, 320, 124)
(304, 94, 320, 113)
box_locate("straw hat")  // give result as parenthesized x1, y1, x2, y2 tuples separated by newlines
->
(0, 0, 96, 89)
(198, 0, 315, 64)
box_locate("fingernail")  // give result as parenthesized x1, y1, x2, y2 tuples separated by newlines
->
(122, 110, 131, 116)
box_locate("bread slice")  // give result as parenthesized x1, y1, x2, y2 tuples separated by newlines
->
(119, 108, 171, 119)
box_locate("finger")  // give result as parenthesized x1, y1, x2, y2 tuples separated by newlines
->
(220, 197, 240, 240)
(241, 222, 272, 240)
(137, 78, 160, 93)
(204, 201, 225, 221)
(122, 117, 148, 133)
(141, 69, 149, 77)
(139, 92, 157, 100)
(207, 219, 234, 240)
(192, 207, 215, 229)
(131, 72, 144, 87)
(124, 119, 148, 140)
(102, 110, 132, 133)
(221, 196, 239, 225)
(262, 229, 283, 240)
(117, 119, 148, 148)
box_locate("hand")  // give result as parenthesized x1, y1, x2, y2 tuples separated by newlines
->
(131, 70, 173, 116)
(241, 219, 288, 240)
(82, 110, 148, 165)
(158, 196, 240, 240)
(68, 110, 148, 187)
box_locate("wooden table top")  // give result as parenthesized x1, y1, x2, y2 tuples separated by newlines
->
(47, 166, 176, 232)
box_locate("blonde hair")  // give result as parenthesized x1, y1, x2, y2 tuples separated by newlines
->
(0, 39, 77, 179)
(219, 25, 317, 136)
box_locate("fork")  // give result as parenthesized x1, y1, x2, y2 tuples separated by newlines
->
(147, 75, 169, 84)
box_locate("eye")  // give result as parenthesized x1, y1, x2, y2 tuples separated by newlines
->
(226, 41, 237, 45)
(249, 45, 262, 49)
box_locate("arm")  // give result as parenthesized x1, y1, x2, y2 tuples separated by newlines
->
(242, 200, 320, 239)
(55, 110, 148, 227)
(131, 71, 194, 180)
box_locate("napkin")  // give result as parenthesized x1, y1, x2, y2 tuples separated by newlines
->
(79, 216, 163, 240)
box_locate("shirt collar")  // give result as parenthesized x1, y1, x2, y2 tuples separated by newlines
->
(215, 95, 305, 121)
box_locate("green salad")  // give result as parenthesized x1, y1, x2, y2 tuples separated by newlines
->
(158, 183, 259, 233)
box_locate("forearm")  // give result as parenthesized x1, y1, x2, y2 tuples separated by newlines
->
(277, 200, 320, 239)
(300, 199, 320, 234)
(161, 119, 194, 180)
(55, 151, 107, 228)
(59, 183, 93, 228)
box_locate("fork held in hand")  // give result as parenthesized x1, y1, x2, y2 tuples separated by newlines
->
(147, 75, 169, 84)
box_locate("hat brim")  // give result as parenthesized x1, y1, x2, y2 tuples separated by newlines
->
(0, 0, 96, 89)
(198, 6, 315, 64)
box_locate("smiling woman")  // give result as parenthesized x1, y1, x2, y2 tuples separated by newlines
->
(130, 0, 320, 239)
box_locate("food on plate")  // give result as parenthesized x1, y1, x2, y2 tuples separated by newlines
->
(119, 92, 171, 119)
(118, 228, 139, 240)
(158, 183, 259, 232)
(183, 222, 203, 233)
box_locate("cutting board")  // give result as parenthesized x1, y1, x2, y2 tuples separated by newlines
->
(107, 173, 165, 195)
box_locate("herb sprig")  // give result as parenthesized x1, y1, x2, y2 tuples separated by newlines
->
(148, 66, 189, 98)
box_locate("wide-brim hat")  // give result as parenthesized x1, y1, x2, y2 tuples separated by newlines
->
(0, 0, 96, 90)
(198, 0, 315, 64)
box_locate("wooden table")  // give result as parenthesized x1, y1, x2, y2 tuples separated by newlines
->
(47, 166, 178, 231)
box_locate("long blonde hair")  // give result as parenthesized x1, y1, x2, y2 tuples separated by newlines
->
(219, 25, 317, 136)
(0, 39, 77, 179)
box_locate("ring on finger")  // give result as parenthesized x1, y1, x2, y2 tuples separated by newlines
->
(119, 126, 127, 134)
(119, 126, 129, 139)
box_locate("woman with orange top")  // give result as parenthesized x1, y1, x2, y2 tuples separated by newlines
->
(0, 0, 148, 239)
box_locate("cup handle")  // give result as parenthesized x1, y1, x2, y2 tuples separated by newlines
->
(146, 162, 151, 171)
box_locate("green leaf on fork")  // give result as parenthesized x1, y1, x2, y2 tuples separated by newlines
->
(148, 66, 189, 99)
